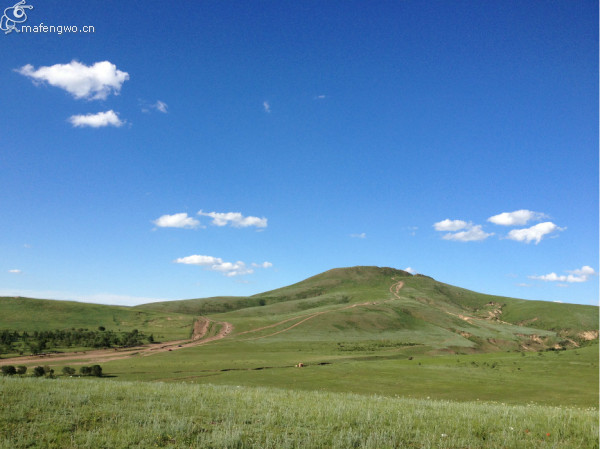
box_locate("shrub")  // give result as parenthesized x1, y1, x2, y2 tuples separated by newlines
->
(91, 365, 103, 377)
(62, 366, 76, 376)
(33, 366, 45, 377)
(1, 365, 16, 376)
(16, 366, 27, 375)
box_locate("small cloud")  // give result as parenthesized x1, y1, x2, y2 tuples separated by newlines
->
(174, 254, 265, 277)
(198, 210, 267, 228)
(516, 283, 531, 287)
(433, 219, 470, 232)
(404, 267, 417, 275)
(69, 110, 125, 128)
(251, 262, 273, 269)
(263, 101, 271, 113)
(350, 233, 366, 239)
(442, 225, 493, 242)
(8, 269, 21, 274)
(153, 213, 201, 229)
(529, 265, 596, 283)
(507, 222, 564, 244)
(315, 95, 326, 99)
(154, 100, 168, 113)
(17, 60, 129, 100)
(488, 210, 547, 226)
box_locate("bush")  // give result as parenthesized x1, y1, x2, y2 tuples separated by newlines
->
(62, 366, 76, 376)
(79, 366, 92, 376)
(33, 366, 45, 377)
(16, 366, 27, 375)
(91, 365, 103, 377)
(1, 365, 16, 376)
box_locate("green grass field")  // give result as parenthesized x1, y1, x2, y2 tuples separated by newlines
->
(1, 377, 597, 449)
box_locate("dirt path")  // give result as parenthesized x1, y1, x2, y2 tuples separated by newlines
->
(0, 317, 233, 367)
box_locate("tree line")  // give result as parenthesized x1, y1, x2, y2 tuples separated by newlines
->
(0, 328, 153, 355)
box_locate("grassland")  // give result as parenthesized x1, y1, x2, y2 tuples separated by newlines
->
(1, 266, 597, 447)
(1, 377, 597, 449)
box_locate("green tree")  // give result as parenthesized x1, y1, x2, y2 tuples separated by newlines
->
(80, 366, 92, 376)
(33, 366, 45, 377)
(16, 366, 27, 375)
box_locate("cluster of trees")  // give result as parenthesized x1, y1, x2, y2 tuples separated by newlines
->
(1, 364, 103, 377)
(0, 328, 153, 355)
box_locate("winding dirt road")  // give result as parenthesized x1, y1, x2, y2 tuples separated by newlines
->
(0, 318, 233, 367)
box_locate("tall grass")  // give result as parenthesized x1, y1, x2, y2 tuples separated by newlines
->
(1, 377, 597, 448)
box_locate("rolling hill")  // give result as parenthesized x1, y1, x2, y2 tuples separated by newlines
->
(137, 266, 598, 353)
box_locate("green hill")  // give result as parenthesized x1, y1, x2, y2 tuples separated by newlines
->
(138, 266, 598, 353)
(2, 267, 597, 355)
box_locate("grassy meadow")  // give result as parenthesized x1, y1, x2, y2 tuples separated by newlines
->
(1, 377, 597, 449)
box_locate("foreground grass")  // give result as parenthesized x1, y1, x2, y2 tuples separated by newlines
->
(1, 377, 597, 449)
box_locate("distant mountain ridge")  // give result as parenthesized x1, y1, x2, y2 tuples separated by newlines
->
(1, 266, 597, 354)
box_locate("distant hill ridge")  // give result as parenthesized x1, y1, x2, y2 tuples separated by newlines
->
(1, 266, 597, 354)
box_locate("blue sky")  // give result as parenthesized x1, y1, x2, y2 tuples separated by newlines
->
(1, 1, 597, 306)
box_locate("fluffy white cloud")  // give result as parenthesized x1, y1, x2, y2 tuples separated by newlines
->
(529, 266, 596, 283)
(263, 101, 271, 113)
(174, 255, 223, 266)
(8, 269, 21, 274)
(153, 213, 201, 229)
(175, 255, 271, 277)
(17, 60, 129, 100)
(198, 211, 267, 228)
(404, 267, 417, 274)
(68, 110, 125, 128)
(507, 222, 564, 244)
(350, 233, 366, 239)
(488, 210, 546, 226)
(442, 225, 493, 242)
(433, 219, 469, 232)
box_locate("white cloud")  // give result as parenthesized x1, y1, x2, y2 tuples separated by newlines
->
(68, 110, 125, 128)
(154, 100, 168, 113)
(488, 210, 547, 226)
(198, 210, 267, 228)
(8, 269, 21, 274)
(350, 233, 366, 239)
(175, 255, 271, 277)
(252, 262, 273, 268)
(263, 101, 271, 113)
(174, 255, 222, 266)
(153, 213, 201, 229)
(507, 222, 564, 244)
(442, 225, 493, 242)
(404, 267, 417, 274)
(17, 60, 129, 100)
(529, 265, 596, 283)
(433, 219, 469, 232)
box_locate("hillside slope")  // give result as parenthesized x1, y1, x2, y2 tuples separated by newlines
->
(138, 266, 598, 353)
